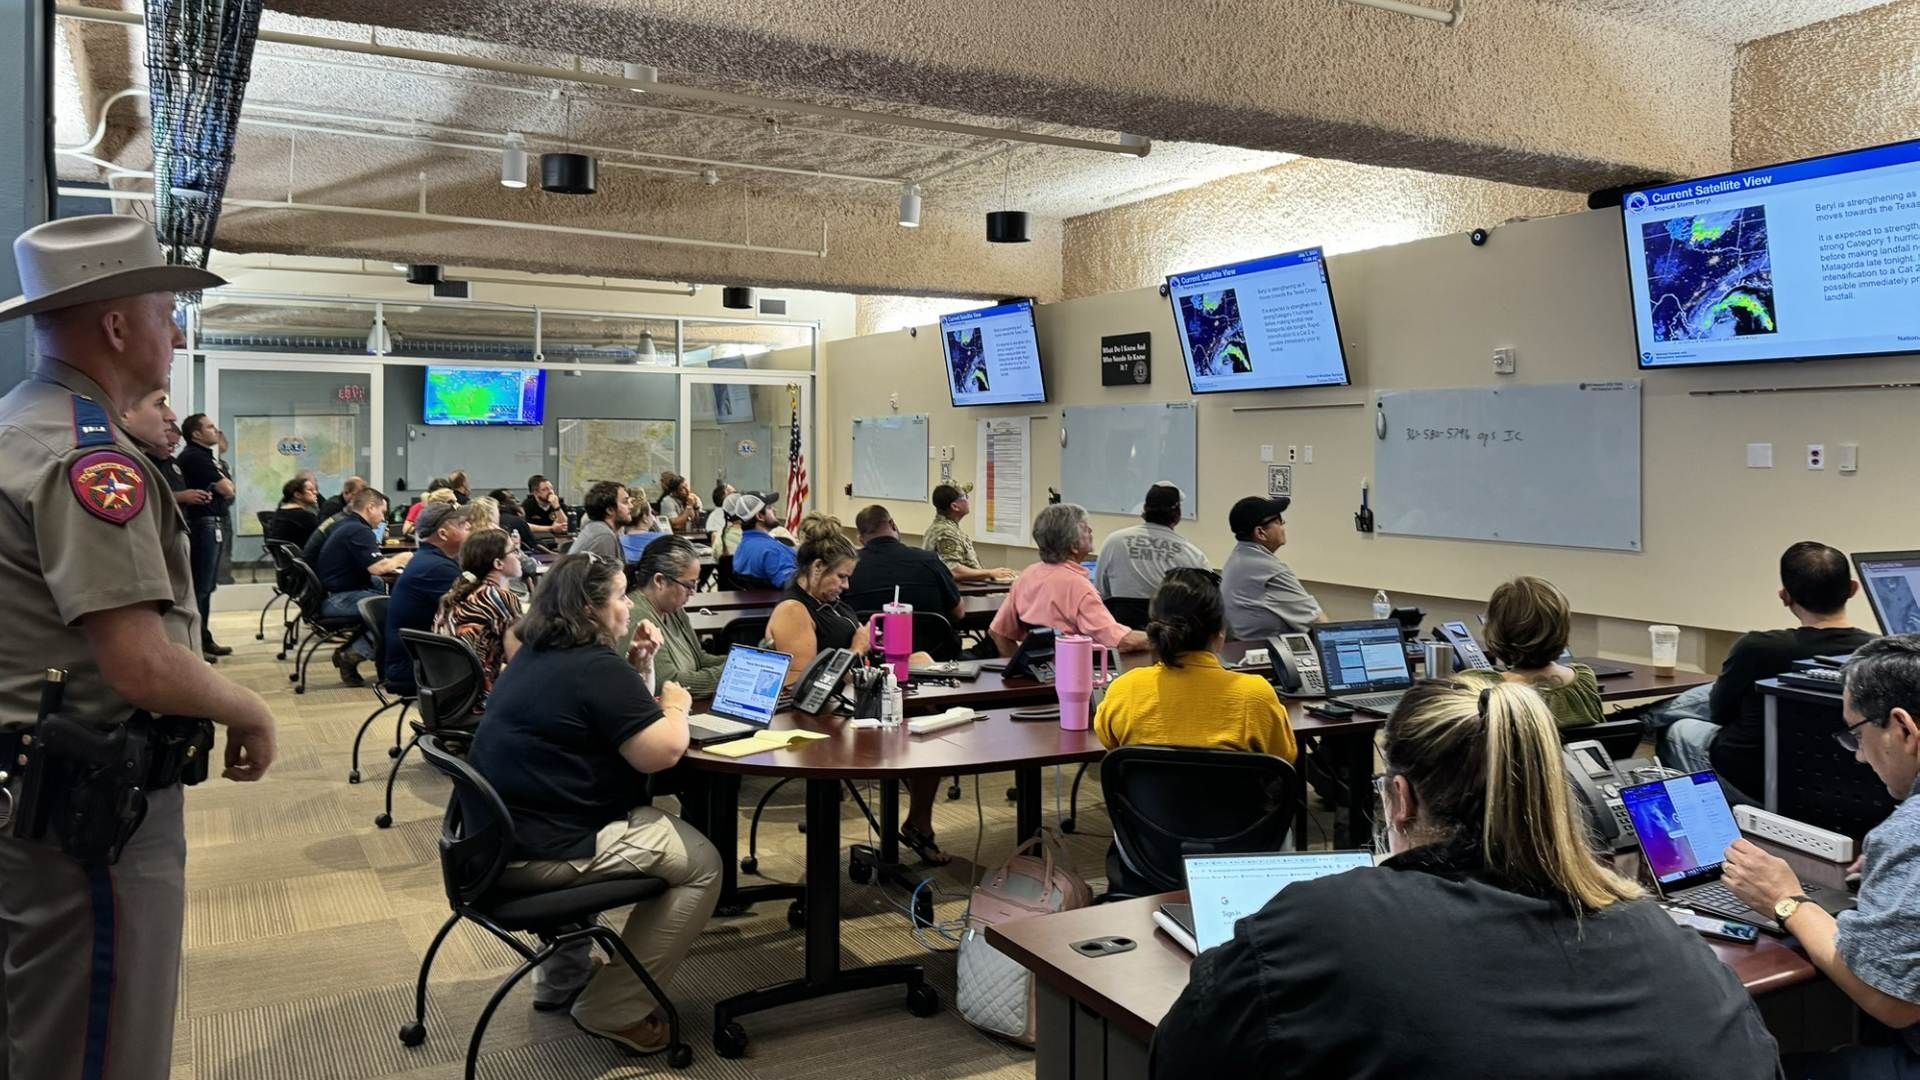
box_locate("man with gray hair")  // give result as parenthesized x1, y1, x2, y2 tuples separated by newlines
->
(989, 502, 1148, 656)
(1724, 634, 1920, 1077)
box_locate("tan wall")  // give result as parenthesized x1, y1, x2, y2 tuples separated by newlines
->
(1734, 1, 1920, 169)
(1062, 158, 1589, 299)
(823, 208, 1920, 670)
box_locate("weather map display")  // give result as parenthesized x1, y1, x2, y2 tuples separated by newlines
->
(1623, 138, 1920, 368)
(938, 300, 1047, 406)
(1165, 247, 1350, 394)
(423, 366, 547, 425)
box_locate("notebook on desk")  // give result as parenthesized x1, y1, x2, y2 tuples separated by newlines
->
(1155, 850, 1374, 955)
(687, 645, 791, 746)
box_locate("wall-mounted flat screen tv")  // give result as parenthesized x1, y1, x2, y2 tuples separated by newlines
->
(1164, 247, 1351, 394)
(939, 300, 1048, 406)
(423, 365, 547, 425)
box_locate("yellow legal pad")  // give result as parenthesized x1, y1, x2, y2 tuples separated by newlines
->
(701, 729, 831, 758)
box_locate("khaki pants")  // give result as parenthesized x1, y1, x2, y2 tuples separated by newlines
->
(0, 785, 186, 1080)
(499, 806, 720, 1029)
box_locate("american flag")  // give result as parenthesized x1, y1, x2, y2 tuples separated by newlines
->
(783, 384, 808, 530)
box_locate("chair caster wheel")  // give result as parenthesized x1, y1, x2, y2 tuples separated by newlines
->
(374, 813, 392, 829)
(348, 770, 362, 784)
(714, 1021, 749, 1058)
(1061, 818, 1077, 834)
(907, 984, 940, 1017)
(739, 856, 759, 875)
(849, 845, 876, 885)
(388, 746, 402, 759)
(1005, 786, 1018, 802)
(796, 820, 806, 834)
(786, 901, 806, 930)
(667, 1042, 694, 1068)
(276, 652, 287, 661)
(255, 632, 265, 641)
(397, 1021, 426, 1047)
(947, 784, 962, 800)
(295, 686, 305, 695)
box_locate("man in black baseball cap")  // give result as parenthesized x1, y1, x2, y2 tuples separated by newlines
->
(1221, 495, 1324, 639)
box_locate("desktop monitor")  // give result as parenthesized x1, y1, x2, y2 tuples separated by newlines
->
(1164, 246, 1351, 394)
(1853, 550, 1920, 635)
(422, 365, 546, 425)
(938, 300, 1048, 407)
(1620, 137, 1920, 369)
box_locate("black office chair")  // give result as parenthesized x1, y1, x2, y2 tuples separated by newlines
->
(1558, 716, 1646, 760)
(348, 595, 416, 786)
(1103, 596, 1152, 632)
(376, 630, 487, 830)
(712, 554, 738, 591)
(283, 558, 362, 695)
(258, 540, 301, 647)
(705, 614, 771, 657)
(1100, 746, 1300, 900)
(730, 571, 779, 592)
(852, 610, 963, 663)
(1775, 693, 1897, 844)
(400, 736, 694, 1074)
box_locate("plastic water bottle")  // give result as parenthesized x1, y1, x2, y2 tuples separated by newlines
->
(1372, 590, 1392, 620)
(881, 667, 903, 728)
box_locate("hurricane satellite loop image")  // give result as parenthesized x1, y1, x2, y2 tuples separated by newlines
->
(1641, 206, 1779, 342)
(1178, 289, 1253, 376)
(946, 326, 991, 393)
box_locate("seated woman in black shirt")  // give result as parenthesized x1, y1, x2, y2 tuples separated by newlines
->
(467, 553, 718, 1055)
(1150, 679, 1783, 1080)
(264, 475, 321, 548)
(766, 514, 947, 863)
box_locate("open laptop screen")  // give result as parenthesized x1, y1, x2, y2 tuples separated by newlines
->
(1182, 851, 1372, 952)
(710, 645, 791, 726)
(1620, 771, 1744, 888)
(1313, 620, 1413, 695)
(1853, 550, 1920, 635)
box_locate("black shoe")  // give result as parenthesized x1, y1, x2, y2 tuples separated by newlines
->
(332, 649, 365, 687)
(203, 638, 233, 657)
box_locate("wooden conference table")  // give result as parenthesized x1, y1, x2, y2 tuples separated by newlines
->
(691, 579, 1009, 613)
(987, 872, 1852, 1080)
(687, 591, 1006, 637)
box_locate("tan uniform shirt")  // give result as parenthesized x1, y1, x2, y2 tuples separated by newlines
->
(922, 513, 980, 571)
(0, 358, 197, 732)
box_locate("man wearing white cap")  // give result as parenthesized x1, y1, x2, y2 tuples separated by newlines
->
(725, 490, 796, 589)
(0, 215, 277, 1080)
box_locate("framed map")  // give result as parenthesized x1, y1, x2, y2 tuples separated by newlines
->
(233, 414, 358, 535)
(557, 418, 678, 507)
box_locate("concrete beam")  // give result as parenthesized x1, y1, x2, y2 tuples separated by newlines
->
(265, 0, 1736, 191)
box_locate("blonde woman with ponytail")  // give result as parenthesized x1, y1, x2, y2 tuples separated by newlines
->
(1150, 679, 1782, 1080)
(431, 527, 523, 694)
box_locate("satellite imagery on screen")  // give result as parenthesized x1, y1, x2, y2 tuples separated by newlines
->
(425, 368, 540, 424)
(1178, 289, 1252, 376)
(945, 326, 991, 393)
(1640, 206, 1778, 343)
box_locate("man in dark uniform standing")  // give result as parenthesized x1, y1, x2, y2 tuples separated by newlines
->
(0, 215, 277, 1080)
(177, 412, 234, 660)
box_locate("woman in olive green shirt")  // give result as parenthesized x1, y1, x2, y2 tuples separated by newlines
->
(627, 535, 727, 697)
(1465, 576, 1605, 729)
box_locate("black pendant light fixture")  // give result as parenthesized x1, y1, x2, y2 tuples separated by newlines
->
(722, 286, 756, 310)
(541, 95, 598, 195)
(985, 152, 1029, 243)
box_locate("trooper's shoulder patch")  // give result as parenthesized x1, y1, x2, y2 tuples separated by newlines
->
(70, 450, 148, 525)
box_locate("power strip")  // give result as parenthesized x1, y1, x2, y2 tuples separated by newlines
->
(907, 708, 977, 736)
(1734, 805, 1854, 863)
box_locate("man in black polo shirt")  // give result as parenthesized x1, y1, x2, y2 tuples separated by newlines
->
(316, 487, 410, 685)
(846, 504, 964, 627)
(179, 412, 236, 658)
(383, 502, 475, 694)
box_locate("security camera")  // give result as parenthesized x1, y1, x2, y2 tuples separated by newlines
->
(1469, 228, 1490, 247)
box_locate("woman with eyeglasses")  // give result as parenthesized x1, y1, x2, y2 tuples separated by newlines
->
(627, 535, 728, 697)
(1149, 679, 1781, 1079)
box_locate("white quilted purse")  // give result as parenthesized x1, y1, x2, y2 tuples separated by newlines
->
(956, 830, 1092, 1045)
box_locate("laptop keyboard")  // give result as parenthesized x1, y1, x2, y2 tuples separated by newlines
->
(1682, 881, 1760, 919)
(1344, 691, 1406, 714)
(689, 714, 753, 740)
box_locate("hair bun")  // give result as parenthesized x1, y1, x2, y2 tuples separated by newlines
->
(796, 512, 842, 543)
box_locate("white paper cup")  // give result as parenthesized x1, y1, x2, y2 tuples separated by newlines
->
(1649, 624, 1680, 677)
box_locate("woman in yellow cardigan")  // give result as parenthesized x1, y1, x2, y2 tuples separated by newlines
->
(1094, 568, 1297, 763)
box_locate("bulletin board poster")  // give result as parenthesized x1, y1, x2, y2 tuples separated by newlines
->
(974, 417, 1030, 546)
(233, 414, 357, 535)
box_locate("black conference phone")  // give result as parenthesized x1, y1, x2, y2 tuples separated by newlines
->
(791, 648, 856, 714)
(1006, 628, 1058, 683)
(1264, 633, 1325, 696)
(1563, 739, 1667, 853)
(1435, 621, 1495, 671)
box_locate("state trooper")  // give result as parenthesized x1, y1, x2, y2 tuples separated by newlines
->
(0, 215, 276, 1080)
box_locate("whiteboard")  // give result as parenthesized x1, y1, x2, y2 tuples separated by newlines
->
(1374, 380, 1641, 551)
(1061, 402, 1199, 516)
(851, 414, 930, 501)
(406, 424, 546, 494)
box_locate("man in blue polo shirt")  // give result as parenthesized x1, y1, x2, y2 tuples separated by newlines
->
(727, 492, 795, 588)
(382, 501, 476, 693)
(316, 487, 410, 685)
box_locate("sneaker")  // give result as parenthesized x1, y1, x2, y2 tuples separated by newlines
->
(332, 648, 365, 687)
(570, 1010, 669, 1055)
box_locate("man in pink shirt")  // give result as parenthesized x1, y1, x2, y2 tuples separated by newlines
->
(991, 503, 1150, 655)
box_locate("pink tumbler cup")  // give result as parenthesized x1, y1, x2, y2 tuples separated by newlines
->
(1053, 633, 1109, 731)
(865, 602, 913, 682)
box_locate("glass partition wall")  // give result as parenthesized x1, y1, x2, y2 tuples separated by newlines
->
(174, 293, 817, 584)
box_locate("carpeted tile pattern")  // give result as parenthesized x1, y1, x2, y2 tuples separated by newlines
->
(176, 611, 1221, 1079)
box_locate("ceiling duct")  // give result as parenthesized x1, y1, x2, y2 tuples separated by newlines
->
(143, 0, 264, 275)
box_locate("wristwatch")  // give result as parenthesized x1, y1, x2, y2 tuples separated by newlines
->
(1774, 894, 1815, 928)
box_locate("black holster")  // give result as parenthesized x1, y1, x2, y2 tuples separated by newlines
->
(3, 712, 212, 865)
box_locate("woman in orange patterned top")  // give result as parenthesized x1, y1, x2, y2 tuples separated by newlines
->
(432, 527, 524, 696)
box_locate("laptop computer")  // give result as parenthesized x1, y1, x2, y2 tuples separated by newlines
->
(1311, 619, 1415, 716)
(687, 645, 792, 746)
(1155, 850, 1374, 954)
(1558, 648, 1636, 680)
(1620, 770, 1853, 931)
(1852, 550, 1920, 635)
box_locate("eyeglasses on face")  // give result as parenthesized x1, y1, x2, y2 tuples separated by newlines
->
(1835, 715, 1878, 753)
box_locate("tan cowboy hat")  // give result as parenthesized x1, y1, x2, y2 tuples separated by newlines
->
(0, 215, 225, 322)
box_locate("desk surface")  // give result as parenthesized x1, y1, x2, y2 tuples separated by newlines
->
(693, 580, 1009, 612)
(681, 706, 1105, 779)
(987, 889, 1817, 1045)
(688, 593, 1004, 637)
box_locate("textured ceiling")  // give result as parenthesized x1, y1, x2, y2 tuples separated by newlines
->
(1542, 0, 1894, 42)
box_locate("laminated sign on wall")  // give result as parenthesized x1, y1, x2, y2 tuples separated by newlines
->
(1267, 464, 1292, 498)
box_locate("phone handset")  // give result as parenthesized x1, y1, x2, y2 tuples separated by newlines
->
(791, 648, 856, 714)
(1561, 739, 1635, 852)
(1437, 621, 1494, 671)
(1265, 633, 1325, 696)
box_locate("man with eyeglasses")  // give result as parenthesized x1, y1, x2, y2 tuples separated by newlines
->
(1724, 634, 1920, 1079)
(1220, 495, 1325, 641)
(624, 535, 728, 697)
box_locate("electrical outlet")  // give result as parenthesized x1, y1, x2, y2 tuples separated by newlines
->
(1807, 444, 1825, 470)
(1492, 347, 1517, 375)
(1288, 445, 1298, 463)
(1303, 445, 1314, 464)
